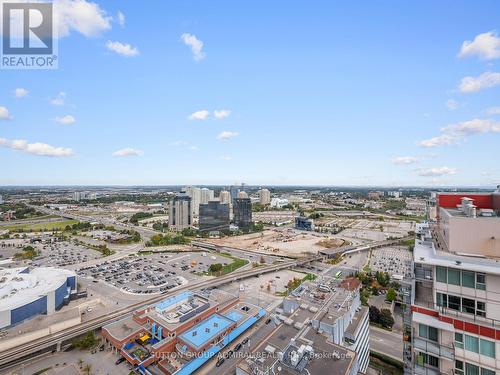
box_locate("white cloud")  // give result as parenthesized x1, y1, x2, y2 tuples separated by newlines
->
(14, 88, 28, 98)
(459, 72, 500, 93)
(1, 0, 112, 40)
(189, 146, 199, 151)
(180, 33, 206, 61)
(486, 106, 500, 115)
(0, 137, 73, 157)
(214, 109, 231, 119)
(55, 115, 76, 125)
(418, 118, 500, 147)
(418, 167, 458, 177)
(106, 40, 139, 57)
(50, 92, 66, 106)
(117, 11, 125, 27)
(0, 106, 12, 120)
(188, 110, 210, 121)
(392, 156, 419, 165)
(459, 31, 500, 60)
(418, 134, 461, 148)
(112, 148, 143, 157)
(54, 0, 112, 38)
(446, 99, 459, 110)
(221, 155, 232, 161)
(442, 118, 500, 135)
(217, 131, 239, 140)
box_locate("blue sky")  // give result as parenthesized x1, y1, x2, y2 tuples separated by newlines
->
(1, 0, 500, 186)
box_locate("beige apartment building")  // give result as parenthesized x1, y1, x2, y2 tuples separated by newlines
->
(406, 188, 500, 375)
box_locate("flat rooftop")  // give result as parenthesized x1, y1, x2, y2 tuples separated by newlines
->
(138, 289, 237, 330)
(414, 228, 500, 275)
(443, 207, 498, 218)
(0, 267, 75, 311)
(179, 314, 234, 349)
(103, 316, 143, 342)
(345, 306, 368, 338)
(155, 291, 193, 313)
(238, 322, 355, 375)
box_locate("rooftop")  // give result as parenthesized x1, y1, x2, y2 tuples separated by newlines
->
(103, 316, 143, 342)
(0, 267, 75, 311)
(179, 314, 234, 349)
(414, 224, 500, 274)
(238, 321, 355, 375)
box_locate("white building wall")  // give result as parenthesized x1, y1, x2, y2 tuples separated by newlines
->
(0, 310, 10, 328)
(47, 290, 55, 314)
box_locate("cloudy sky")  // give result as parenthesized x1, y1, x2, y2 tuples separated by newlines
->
(1, 0, 500, 186)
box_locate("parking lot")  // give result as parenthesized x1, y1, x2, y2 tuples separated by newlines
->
(324, 218, 414, 241)
(0, 236, 104, 268)
(77, 251, 237, 295)
(30, 239, 104, 268)
(369, 246, 413, 278)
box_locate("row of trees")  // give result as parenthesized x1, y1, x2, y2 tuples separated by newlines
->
(369, 306, 395, 329)
(129, 212, 154, 224)
(147, 233, 191, 247)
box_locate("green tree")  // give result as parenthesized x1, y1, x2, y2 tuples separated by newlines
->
(369, 305, 380, 323)
(360, 288, 370, 306)
(386, 288, 397, 302)
(379, 309, 395, 329)
(376, 271, 390, 287)
(209, 263, 223, 273)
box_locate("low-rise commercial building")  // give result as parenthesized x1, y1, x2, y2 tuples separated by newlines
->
(102, 290, 265, 375)
(294, 216, 314, 231)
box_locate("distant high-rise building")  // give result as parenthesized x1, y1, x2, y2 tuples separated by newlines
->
(0, 194, 3, 204)
(199, 199, 230, 233)
(367, 191, 381, 200)
(259, 188, 271, 206)
(229, 185, 240, 201)
(237, 191, 248, 199)
(184, 186, 201, 216)
(219, 190, 231, 205)
(168, 191, 192, 231)
(73, 192, 81, 202)
(233, 195, 252, 229)
(200, 188, 214, 205)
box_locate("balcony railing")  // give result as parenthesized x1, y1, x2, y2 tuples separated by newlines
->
(413, 338, 454, 361)
(414, 364, 451, 375)
(413, 300, 500, 329)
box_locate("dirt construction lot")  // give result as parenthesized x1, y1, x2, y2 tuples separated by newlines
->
(209, 229, 347, 257)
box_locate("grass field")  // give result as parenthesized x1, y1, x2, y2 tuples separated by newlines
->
(5, 219, 79, 232)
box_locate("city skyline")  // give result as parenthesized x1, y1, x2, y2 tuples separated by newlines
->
(1, 1, 500, 186)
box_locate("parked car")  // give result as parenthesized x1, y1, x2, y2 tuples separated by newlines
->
(216, 358, 225, 367)
(115, 357, 125, 365)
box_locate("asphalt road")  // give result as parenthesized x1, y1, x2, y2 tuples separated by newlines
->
(369, 326, 403, 361)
